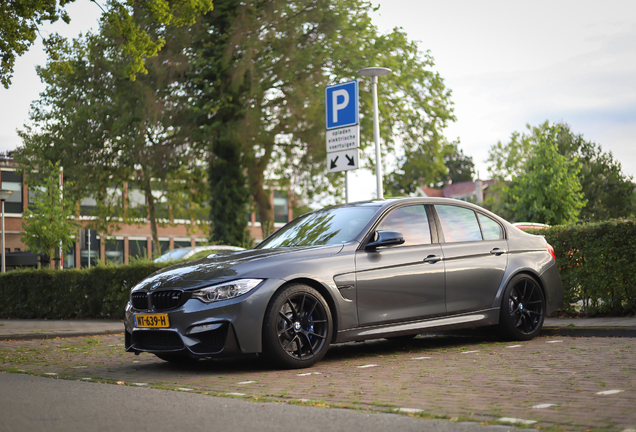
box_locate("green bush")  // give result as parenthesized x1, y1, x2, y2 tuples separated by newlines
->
(529, 219, 636, 315)
(0, 262, 172, 319)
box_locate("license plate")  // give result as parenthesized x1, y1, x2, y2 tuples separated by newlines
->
(134, 314, 170, 328)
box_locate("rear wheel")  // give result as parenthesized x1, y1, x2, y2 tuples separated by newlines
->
(262, 284, 332, 369)
(498, 274, 546, 341)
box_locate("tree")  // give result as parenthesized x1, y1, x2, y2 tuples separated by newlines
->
(504, 125, 586, 224)
(0, 0, 213, 88)
(486, 121, 635, 222)
(20, 161, 79, 266)
(189, 0, 454, 232)
(385, 142, 475, 196)
(17, 10, 209, 257)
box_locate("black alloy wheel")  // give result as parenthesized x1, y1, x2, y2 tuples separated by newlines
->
(263, 284, 332, 369)
(499, 274, 546, 341)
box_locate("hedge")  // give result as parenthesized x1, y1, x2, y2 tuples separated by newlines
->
(2, 220, 635, 318)
(0, 262, 170, 319)
(529, 219, 636, 315)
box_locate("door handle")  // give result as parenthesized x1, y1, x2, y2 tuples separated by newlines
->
(424, 255, 441, 264)
(490, 248, 507, 256)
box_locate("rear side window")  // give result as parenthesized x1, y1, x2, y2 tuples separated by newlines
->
(434, 205, 482, 243)
(478, 214, 503, 240)
(377, 205, 431, 246)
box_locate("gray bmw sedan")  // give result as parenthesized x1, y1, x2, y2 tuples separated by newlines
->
(125, 198, 563, 369)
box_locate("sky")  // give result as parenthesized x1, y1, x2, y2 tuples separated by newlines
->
(1, 0, 635, 202)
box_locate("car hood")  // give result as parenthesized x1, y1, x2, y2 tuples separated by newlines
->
(132, 244, 345, 292)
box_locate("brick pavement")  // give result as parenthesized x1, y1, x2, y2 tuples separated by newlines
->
(1, 334, 634, 431)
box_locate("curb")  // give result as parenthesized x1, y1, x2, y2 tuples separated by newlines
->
(1, 331, 125, 342)
(541, 327, 636, 338)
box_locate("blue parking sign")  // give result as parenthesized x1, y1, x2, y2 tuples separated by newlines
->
(325, 80, 358, 130)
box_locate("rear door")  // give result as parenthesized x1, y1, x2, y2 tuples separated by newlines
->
(433, 204, 508, 314)
(355, 204, 446, 326)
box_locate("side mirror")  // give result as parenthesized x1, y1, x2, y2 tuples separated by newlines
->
(365, 230, 405, 250)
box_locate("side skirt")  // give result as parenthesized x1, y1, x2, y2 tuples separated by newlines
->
(335, 308, 500, 343)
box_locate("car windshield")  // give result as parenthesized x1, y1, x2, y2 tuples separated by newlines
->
(258, 207, 378, 249)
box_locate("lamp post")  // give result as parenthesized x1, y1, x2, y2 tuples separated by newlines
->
(357, 67, 392, 200)
(0, 189, 14, 273)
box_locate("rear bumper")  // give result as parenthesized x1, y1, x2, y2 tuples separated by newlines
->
(540, 261, 564, 314)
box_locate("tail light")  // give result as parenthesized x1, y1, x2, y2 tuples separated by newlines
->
(546, 243, 556, 260)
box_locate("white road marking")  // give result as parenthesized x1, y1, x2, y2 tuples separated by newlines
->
(81, 378, 92, 381)
(133, 383, 148, 386)
(498, 417, 537, 425)
(178, 388, 193, 392)
(45, 373, 57, 376)
(357, 364, 379, 368)
(72, 366, 87, 369)
(507, 345, 522, 348)
(226, 393, 245, 396)
(532, 403, 556, 409)
(238, 381, 256, 385)
(597, 390, 624, 395)
(461, 350, 479, 354)
(398, 408, 423, 414)
(412, 357, 431, 360)
(546, 340, 563, 343)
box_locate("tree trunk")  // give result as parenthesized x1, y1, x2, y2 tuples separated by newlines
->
(143, 171, 161, 259)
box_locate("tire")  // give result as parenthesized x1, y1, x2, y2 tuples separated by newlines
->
(262, 284, 333, 369)
(498, 274, 546, 341)
(154, 352, 199, 364)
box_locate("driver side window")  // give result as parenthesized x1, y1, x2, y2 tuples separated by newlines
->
(377, 205, 431, 246)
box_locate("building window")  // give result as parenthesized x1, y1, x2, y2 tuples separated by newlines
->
(274, 191, 288, 224)
(129, 239, 149, 261)
(63, 243, 76, 269)
(1, 170, 23, 213)
(104, 239, 124, 265)
(81, 238, 100, 268)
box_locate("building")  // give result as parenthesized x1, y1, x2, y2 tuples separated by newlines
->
(1, 156, 292, 269)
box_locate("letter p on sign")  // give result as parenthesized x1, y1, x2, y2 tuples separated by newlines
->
(325, 80, 358, 130)
(332, 89, 349, 123)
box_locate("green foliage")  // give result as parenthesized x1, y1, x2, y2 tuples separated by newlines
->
(486, 121, 635, 222)
(386, 142, 474, 196)
(0, 262, 171, 319)
(0, 0, 213, 88)
(505, 125, 585, 225)
(531, 219, 636, 315)
(20, 161, 79, 259)
(189, 0, 454, 224)
(17, 11, 209, 256)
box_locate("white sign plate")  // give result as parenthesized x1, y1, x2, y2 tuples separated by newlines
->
(327, 148, 359, 173)
(326, 125, 359, 153)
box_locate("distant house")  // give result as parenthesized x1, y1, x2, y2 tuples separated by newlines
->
(415, 179, 496, 203)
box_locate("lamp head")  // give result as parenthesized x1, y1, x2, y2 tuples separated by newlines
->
(0, 189, 14, 202)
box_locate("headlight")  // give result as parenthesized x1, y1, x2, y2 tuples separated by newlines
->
(191, 279, 263, 303)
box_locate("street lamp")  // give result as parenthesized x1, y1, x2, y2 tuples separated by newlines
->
(357, 66, 392, 200)
(0, 189, 14, 273)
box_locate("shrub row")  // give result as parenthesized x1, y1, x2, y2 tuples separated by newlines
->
(530, 219, 636, 315)
(1, 219, 635, 319)
(0, 262, 170, 319)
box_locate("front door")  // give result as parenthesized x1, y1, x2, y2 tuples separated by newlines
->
(356, 205, 446, 326)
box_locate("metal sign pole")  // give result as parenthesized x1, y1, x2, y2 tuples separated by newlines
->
(59, 166, 63, 270)
(87, 229, 91, 269)
(345, 170, 349, 203)
(1, 199, 5, 273)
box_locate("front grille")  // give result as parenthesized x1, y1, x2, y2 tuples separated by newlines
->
(131, 292, 148, 310)
(133, 331, 184, 350)
(196, 324, 228, 353)
(152, 290, 183, 311)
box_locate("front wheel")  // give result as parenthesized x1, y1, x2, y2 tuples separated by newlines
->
(498, 274, 546, 341)
(262, 284, 333, 369)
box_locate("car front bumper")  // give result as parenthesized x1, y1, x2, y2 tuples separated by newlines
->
(124, 278, 283, 358)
